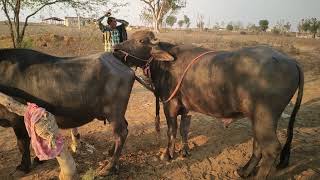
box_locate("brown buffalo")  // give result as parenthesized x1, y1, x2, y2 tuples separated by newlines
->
(113, 31, 304, 179)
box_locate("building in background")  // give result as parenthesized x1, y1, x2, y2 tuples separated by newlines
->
(64, 17, 95, 27)
(42, 17, 64, 25)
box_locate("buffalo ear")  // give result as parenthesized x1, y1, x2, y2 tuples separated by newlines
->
(151, 49, 174, 61)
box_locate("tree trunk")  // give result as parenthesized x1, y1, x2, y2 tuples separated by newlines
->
(312, 32, 316, 38)
(153, 17, 160, 33)
(16, 34, 23, 48)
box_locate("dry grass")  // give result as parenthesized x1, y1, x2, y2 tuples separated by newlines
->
(1, 23, 319, 56)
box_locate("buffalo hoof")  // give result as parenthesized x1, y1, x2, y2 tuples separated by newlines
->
(236, 167, 250, 178)
(71, 135, 81, 154)
(97, 162, 119, 177)
(16, 164, 30, 173)
(33, 157, 46, 167)
(276, 161, 289, 170)
(160, 149, 174, 161)
(180, 146, 191, 157)
(237, 166, 258, 179)
(70, 142, 80, 154)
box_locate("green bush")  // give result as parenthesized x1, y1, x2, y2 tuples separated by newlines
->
(21, 37, 34, 48)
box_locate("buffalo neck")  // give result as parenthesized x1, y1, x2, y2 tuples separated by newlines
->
(150, 60, 176, 100)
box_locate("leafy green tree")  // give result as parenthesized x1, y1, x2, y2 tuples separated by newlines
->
(283, 22, 291, 32)
(226, 24, 233, 31)
(166, 15, 177, 28)
(301, 19, 310, 32)
(308, 18, 320, 38)
(183, 14, 190, 28)
(177, 19, 184, 28)
(259, 19, 269, 32)
(298, 18, 320, 38)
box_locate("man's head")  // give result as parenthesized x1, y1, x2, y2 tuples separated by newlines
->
(107, 17, 117, 29)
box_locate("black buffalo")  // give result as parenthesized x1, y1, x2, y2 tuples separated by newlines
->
(0, 48, 135, 175)
(113, 31, 304, 179)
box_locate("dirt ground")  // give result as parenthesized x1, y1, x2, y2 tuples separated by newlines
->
(0, 25, 320, 179)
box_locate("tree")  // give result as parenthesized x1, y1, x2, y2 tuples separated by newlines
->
(140, 9, 153, 27)
(247, 23, 260, 32)
(0, 0, 112, 48)
(183, 14, 190, 28)
(272, 20, 291, 35)
(233, 21, 243, 31)
(298, 18, 320, 38)
(140, 0, 185, 33)
(165, 15, 177, 28)
(297, 19, 306, 33)
(220, 21, 225, 28)
(196, 14, 204, 31)
(259, 19, 269, 32)
(283, 22, 291, 32)
(212, 22, 220, 30)
(307, 18, 320, 38)
(177, 19, 184, 28)
(226, 24, 233, 31)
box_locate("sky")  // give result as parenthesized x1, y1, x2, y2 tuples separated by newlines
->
(1, 0, 319, 31)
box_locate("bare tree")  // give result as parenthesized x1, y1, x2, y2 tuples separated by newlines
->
(0, 0, 113, 48)
(140, 0, 185, 33)
(196, 13, 204, 31)
(140, 8, 153, 27)
(272, 20, 291, 35)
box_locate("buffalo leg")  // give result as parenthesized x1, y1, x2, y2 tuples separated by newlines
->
(70, 128, 81, 153)
(180, 114, 191, 157)
(237, 138, 262, 178)
(12, 118, 31, 173)
(252, 109, 281, 179)
(163, 102, 179, 159)
(108, 143, 115, 156)
(98, 116, 128, 176)
(56, 146, 77, 180)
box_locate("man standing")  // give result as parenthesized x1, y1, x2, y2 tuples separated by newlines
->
(97, 12, 129, 52)
(98, 12, 153, 90)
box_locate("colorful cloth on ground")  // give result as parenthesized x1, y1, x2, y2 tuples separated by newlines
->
(24, 103, 64, 160)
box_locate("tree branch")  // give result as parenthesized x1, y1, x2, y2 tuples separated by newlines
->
(1, 0, 16, 47)
(7, 0, 15, 13)
(20, 0, 67, 44)
(15, 0, 21, 45)
(141, 0, 156, 18)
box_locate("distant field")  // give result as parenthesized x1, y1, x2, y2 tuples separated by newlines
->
(1, 23, 319, 55)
